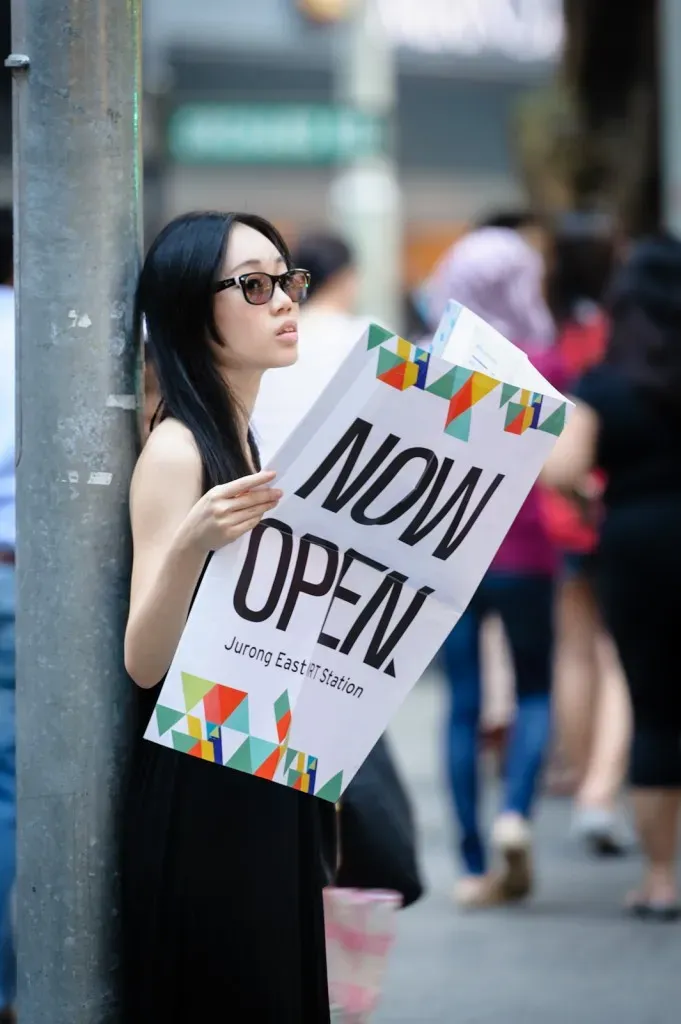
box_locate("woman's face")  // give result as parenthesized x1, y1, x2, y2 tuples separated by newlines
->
(213, 222, 300, 374)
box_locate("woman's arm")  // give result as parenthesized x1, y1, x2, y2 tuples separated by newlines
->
(540, 400, 600, 494)
(124, 420, 281, 688)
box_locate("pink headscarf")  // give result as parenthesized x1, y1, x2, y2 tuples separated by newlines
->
(417, 227, 556, 347)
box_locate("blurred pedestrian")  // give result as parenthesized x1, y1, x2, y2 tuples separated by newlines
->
(121, 212, 332, 1020)
(544, 234, 681, 919)
(0, 207, 15, 1021)
(417, 218, 562, 908)
(542, 215, 632, 855)
(253, 230, 370, 463)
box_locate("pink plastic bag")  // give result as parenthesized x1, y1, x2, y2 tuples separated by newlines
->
(324, 887, 401, 1022)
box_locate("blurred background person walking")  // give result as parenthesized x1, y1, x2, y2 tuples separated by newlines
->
(544, 234, 681, 919)
(416, 215, 562, 909)
(542, 214, 632, 856)
(254, 231, 370, 464)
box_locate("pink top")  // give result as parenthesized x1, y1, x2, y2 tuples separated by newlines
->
(491, 346, 566, 576)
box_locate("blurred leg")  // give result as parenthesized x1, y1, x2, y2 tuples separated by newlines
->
(487, 573, 553, 900)
(494, 574, 554, 819)
(628, 721, 681, 910)
(552, 569, 598, 786)
(578, 632, 631, 809)
(442, 604, 486, 878)
(597, 533, 681, 913)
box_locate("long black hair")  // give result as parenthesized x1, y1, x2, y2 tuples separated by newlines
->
(605, 234, 681, 418)
(136, 211, 292, 490)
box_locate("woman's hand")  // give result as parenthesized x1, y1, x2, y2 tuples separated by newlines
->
(177, 470, 282, 555)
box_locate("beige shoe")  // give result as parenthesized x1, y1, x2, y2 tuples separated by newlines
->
(453, 873, 506, 909)
(492, 813, 533, 901)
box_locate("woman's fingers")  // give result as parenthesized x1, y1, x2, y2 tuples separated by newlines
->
(216, 470, 277, 499)
(221, 489, 282, 515)
(232, 512, 271, 538)
(226, 501, 279, 530)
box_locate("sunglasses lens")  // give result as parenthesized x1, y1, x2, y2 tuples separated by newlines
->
(242, 273, 273, 305)
(284, 270, 309, 303)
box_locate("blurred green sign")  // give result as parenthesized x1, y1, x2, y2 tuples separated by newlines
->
(168, 104, 385, 165)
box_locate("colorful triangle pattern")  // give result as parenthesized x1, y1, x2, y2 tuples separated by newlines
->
(164, 678, 335, 802)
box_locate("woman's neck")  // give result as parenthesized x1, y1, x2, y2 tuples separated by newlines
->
(222, 367, 262, 454)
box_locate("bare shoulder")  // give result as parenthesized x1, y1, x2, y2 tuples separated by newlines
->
(131, 418, 203, 512)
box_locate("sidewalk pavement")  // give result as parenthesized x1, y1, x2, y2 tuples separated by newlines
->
(376, 673, 681, 1024)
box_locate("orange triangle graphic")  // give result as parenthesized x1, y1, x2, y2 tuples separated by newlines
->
(379, 361, 407, 390)
(505, 410, 526, 435)
(187, 741, 203, 759)
(447, 378, 474, 422)
(203, 684, 247, 726)
(277, 709, 292, 744)
(254, 747, 282, 781)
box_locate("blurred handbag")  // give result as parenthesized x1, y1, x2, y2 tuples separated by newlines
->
(324, 886, 401, 1022)
(335, 734, 424, 908)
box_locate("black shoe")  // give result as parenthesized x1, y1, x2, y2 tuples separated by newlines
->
(628, 901, 681, 922)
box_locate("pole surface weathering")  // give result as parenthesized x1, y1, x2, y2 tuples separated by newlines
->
(9, 0, 142, 1018)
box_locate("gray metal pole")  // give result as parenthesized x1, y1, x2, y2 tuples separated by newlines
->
(661, 0, 681, 235)
(8, 1, 142, 1020)
(329, 0, 402, 332)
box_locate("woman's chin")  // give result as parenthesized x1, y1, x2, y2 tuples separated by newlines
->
(269, 344, 298, 369)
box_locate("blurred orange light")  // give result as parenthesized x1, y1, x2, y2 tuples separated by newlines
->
(297, 0, 357, 24)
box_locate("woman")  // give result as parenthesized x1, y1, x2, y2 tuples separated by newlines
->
(543, 220, 631, 856)
(417, 221, 562, 908)
(121, 211, 333, 1019)
(544, 235, 681, 918)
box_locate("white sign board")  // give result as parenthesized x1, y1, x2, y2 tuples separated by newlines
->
(145, 308, 571, 803)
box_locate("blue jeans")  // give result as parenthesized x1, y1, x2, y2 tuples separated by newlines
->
(442, 572, 553, 876)
(0, 565, 15, 1007)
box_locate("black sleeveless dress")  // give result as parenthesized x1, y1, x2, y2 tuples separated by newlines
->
(121, 563, 334, 1021)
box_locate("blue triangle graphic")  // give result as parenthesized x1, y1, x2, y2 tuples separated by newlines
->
(225, 696, 250, 735)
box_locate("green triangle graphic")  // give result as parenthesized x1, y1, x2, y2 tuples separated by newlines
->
(500, 383, 519, 408)
(444, 409, 472, 442)
(427, 366, 472, 400)
(225, 697, 250, 735)
(287, 770, 302, 787)
(376, 346, 405, 377)
(181, 672, 215, 712)
(171, 730, 198, 754)
(274, 691, 290, 721)
(316, 771, 344, 804)
(207, 723, 220, 738)
(538, 402, 567, 436)
(284, 748, 298, 773)
(367, 323, 396, 350)
(156, 705, 184, 736)
(249, 737, 279, 771)
(227, 738, 254, 774)
(415, 347, 429, 362)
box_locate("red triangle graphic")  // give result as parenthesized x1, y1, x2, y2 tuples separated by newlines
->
(379, 362, 407, 390)
(293, 774, 304, 791)
(277, 709, 292, 744)
(187, 741, 203, 759)
(203, 684, 248, 726)
(254, 747, 282, 781)
(505, 410, 526, 435)
(447, 379, 474, 423)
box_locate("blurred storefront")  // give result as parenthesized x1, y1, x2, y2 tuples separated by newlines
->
(143, 0, 562, 284)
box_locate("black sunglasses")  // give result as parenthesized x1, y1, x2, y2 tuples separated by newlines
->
(214, 268, 311, 306)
